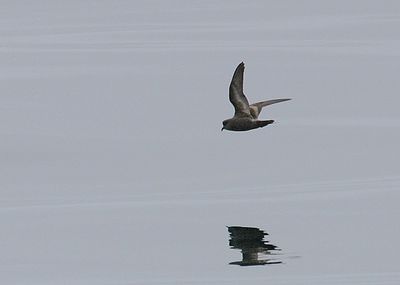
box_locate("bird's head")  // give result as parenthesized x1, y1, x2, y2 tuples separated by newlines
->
(221, 119, 229, 131)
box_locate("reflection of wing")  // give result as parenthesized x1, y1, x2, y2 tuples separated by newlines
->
(229, 62, 251, 118)
(250, 99, 291, 119)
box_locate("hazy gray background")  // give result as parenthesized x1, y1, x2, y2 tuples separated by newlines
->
(1, 1, 400, 284)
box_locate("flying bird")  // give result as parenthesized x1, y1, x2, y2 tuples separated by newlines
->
(221, 62, 290, 131)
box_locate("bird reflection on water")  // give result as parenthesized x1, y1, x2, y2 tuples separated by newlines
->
(228, 226, 282, 266)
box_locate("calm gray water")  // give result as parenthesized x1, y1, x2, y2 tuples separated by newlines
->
(1, 1, 400, 284)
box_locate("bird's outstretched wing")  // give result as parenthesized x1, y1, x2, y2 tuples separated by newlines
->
(250, 98, 291, 119)
(229, 62, 251, 118)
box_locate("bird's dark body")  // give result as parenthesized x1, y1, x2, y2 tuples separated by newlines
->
(223, 118, 274, 131)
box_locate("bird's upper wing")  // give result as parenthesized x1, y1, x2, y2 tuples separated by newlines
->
(229, 62, 251, 118)
(250, 98, 291, 119)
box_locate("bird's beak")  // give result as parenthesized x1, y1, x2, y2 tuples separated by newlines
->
(221, 127, 224, 132)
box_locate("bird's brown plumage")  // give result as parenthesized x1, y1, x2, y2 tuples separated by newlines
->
(222, 62, 291, 132)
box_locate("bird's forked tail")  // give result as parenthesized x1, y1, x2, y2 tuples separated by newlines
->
(257, 120, 274, 128)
